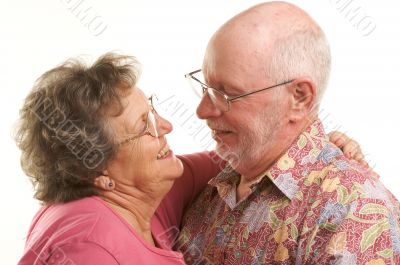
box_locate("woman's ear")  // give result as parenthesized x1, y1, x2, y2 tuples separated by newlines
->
(288, 77, 317, 122)
(94, 171, 115, 191)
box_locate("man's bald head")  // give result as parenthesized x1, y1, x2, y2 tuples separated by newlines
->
(221, 1, 322, 38)
(204, 1, 331, 105)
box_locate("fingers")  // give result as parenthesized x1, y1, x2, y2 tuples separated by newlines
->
(342, 139, 361, 159)
(328, 131, 366, 164)
(353, 152, 364, 161)
(344, 142, 370, 167)
(328, 131, 346, 148)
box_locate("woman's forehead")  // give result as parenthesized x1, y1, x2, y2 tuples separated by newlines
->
(125, 88, 148, 113)
(111, 87, 148, 134)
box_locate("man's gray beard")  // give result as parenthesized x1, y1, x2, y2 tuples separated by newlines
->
(215, 108, 282, 172)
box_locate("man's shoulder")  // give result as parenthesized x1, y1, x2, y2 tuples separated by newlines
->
(304, 154, 395, 202)
(295, 155, 400, 262)
(298, 153, 400, 226)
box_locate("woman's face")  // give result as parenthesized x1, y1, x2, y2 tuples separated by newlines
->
(108, 87, 183, 191)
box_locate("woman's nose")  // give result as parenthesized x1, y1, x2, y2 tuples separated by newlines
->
(155, 114, 173, 136)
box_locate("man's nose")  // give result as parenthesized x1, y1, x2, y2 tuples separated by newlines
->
(196, 93, 222, 120)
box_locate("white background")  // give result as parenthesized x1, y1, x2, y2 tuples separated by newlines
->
(1, 0, 399, 263)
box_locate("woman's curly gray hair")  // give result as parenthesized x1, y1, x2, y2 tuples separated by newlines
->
(15, 52, 140, 204)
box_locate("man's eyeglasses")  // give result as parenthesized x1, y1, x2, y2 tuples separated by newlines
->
(117, 95, 159, 146)
(185, 69, 294, 112)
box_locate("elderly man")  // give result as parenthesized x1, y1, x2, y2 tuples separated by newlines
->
(178, 1, 400, 264)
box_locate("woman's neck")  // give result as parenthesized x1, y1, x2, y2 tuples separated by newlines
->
(100, 181, 173, 246)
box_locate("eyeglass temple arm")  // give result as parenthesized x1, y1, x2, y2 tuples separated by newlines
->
(228, 79, 294, 101)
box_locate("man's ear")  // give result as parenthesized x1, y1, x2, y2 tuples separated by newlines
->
(287, 77, 317, 122)
(94, 170, 115, 191)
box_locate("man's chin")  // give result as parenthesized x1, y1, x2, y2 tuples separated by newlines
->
(215, 143, 229, 157)
(216, 145, 240, 167)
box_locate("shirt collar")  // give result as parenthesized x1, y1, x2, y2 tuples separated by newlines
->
(209, 118, 329, 201)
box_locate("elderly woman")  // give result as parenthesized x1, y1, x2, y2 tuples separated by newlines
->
(16, 53, 364, 264)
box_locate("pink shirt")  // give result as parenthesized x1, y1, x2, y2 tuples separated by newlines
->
(18, 151, 223, 265)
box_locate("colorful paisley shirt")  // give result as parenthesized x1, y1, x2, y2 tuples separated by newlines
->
(178, 119, 400, 265)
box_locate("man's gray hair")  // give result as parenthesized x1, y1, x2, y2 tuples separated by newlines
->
(267, 27, 331, 107)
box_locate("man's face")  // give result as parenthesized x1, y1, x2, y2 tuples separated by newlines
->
(196, 38, 288, 172)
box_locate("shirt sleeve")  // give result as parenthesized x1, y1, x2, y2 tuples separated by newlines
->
(152, 151, 225, 249)
(45, 242, 119, 265)
(298, 198, 400, 264)
(177, 151, 225, 210)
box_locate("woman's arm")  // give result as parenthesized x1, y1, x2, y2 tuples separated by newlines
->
(152, 151, 224, 249)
